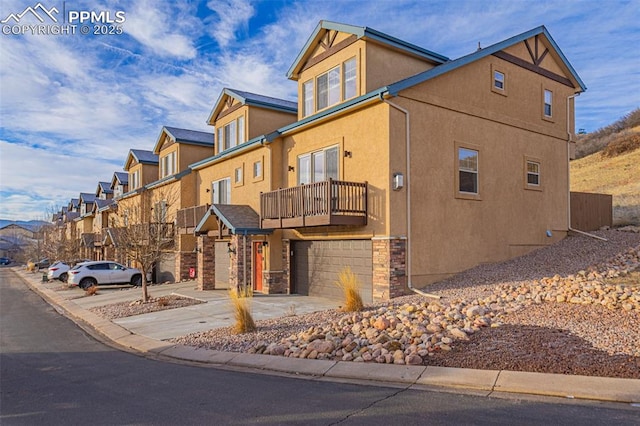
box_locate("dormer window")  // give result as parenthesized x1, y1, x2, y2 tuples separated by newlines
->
(130, 170, 140, 190)
(343, 58, 356, 99)
(303, 80, 313, 117)
(302, 57, 357, 117)
(217, 115, 245, 152)
(161, 151, 176, 178)
(317, 66, 340, 111)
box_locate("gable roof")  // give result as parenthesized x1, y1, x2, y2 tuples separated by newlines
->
(111, 171, 128, 189)
(152, 126, 215, 154)
(68, 198, 79, 209)
(207, 88, 297, 124)
(271, 25, 585, 139)
(287, 20, 449, 80)
(124, 149, 159, 170)
(93, 198, 114, 212)
(96, 181, 113, 195)
(79, 193, 96, 205)
(387, 25, 586, 95)
(194, 204, 272, 236)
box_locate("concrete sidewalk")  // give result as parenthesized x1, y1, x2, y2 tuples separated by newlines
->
(13, 267, 640, 405)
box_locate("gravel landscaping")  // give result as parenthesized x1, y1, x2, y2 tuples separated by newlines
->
(172, 229, 640, 379)
(89, 295, 204, 320)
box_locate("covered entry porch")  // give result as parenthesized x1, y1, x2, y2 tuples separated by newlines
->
(194, 204, 272, 293)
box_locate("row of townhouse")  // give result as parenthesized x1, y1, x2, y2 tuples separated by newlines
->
(50, 20, 585, 303)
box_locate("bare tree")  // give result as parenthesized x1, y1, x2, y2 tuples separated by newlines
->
(112, 186, 178, 302)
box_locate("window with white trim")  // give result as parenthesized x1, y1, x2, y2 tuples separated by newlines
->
(303, 80, 313, 117)
(297, 146, 339, 185)
(316, 66, 340, 111)
(526, 160, 540, 186)
(211, 178, 231, 204)
(154, 200, 167, 223)
(234, 166, 243, 185)
(343, 58, 356, 100)
(130, 170, 140, 190)
(217, 116, 245, 152)
(494, 70, 505, 90)
(253, 160, 262, 178)
(544, 89, 553, 117)
(458, 148, 479, 194)
(161, 151, 176, 178)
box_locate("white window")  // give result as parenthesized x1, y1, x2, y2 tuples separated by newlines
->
(458, 148, 479, 194)
(80, 203, 86, 215)
(113, 185, 122, 198)
(154, 200, 167, 223)
(161, 151, 176, 178)
(234, 166, 243, 184)
(494, 70, 505, 90)
(130, 170, 140, 190)
(343, 58, 356, 100)
(303, 80, 314, 117)
(297, 146, 339, 185)
(526, 160, 540, 186)
(218, 116, 245, 152)
(316, 66, 340, 111)
(544, 89, 553, 117)
(237, 115, 245, 145)
(211, 178, 231, 204)
(253, 160, 262, 178)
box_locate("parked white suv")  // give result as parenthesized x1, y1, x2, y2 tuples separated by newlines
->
(47, 261, 70, 282)
(67, 261, 142, 289)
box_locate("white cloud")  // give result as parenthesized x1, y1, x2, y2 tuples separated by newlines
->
(123, 0, 198, 59)
(0, 141, 120, 219)
(205, 0, 255, 47)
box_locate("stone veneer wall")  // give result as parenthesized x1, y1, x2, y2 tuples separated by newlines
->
(176, 251, 197, 282)
(262, 271, 287, 294)
(372, 236, 407, 301)
(229, 235, 252, 292)
(197, 235, 215, 290)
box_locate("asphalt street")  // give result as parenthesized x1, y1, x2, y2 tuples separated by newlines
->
(1, 268, 639, 425)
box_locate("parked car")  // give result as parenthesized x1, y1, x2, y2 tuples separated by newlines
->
(0, 257, 11, 265)
(47, 261, 70, 282)
(36, 258, 50, 269)
(67, 261, 142, 289)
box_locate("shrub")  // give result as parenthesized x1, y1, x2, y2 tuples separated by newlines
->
(85, 285, 98, 296)
(156, 296, 170, 307)
(601, 132, 640, 158)
(336, 266, 364, 312)
(229, 287, 256, 334)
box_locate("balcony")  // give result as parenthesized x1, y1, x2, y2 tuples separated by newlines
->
(260, 179, 367, 229)
(176, 204, 209, 233)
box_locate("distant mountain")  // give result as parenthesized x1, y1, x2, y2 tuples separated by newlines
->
(0, 219, 50, 231)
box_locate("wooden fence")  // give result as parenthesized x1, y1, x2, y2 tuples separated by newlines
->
(570, 191, 612, 231)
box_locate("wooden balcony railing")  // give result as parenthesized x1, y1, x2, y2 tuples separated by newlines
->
(260, 179, 367, 229)
(176, 204, 209, 231)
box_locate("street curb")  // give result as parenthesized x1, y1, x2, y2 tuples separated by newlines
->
(12, 268, 640, 404)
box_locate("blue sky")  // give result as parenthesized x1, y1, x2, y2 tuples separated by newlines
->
(0, 0, 638, 220)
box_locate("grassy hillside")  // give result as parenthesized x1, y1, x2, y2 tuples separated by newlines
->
(571, 123, 640, 225)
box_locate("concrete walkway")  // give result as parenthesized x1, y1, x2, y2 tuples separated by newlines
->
(13, 268, 640, 405)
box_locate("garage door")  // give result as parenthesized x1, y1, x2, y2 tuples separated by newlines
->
(293, 240, 372, 303)
(215, 241, 230, 289)
(157, 252, 175, 283)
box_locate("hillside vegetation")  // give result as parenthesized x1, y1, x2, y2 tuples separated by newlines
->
(571, 108, 640, 225)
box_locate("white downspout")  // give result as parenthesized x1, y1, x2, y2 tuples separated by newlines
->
(566, 93, 607, 241)
(381, 94, 440, 299)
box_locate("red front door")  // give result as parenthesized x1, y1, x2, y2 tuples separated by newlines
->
(253, 242, 263, 292)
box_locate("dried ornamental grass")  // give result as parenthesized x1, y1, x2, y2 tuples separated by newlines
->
(336, 266, 364, 312)
(229, 288, 256, 334)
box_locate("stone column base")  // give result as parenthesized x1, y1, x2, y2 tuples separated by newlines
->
(262, 271, 287, 294)
(372, 236, 407, 301)
(176, 251, 197, 282)
(197, 235, 215, 290)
